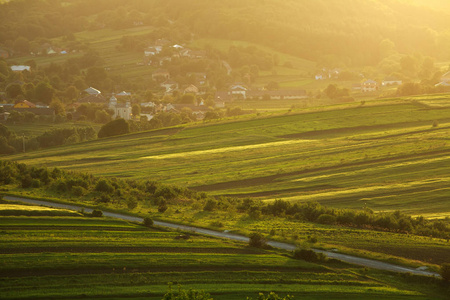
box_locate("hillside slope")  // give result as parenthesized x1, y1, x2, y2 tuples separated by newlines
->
(7, 97, 450, 217)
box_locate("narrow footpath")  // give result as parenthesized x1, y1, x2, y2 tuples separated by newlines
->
(4, 195, 440, 278)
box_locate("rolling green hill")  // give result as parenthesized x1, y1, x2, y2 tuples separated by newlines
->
(0, 215, 446, 299)
(7, 96, 450, 218)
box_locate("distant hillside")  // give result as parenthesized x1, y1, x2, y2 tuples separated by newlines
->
(1, 0, 450, 66)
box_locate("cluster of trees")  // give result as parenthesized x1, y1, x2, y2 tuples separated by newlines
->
(397, 82, 450, 96)
(0, 160, 217, 213)
(244, 199, 449, 240)
(0, 124, 96, 155)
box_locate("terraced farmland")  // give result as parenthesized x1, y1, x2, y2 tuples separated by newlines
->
(8, 99, 450, 217)
(0, 215, 446, 300)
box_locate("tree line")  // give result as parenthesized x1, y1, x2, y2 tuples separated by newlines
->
(0, 123, 96, 154)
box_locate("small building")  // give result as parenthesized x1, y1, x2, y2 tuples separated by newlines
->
(382, 77, 402, 86)
(184, 84, 199, 94)
(84, 87, 101, 96)
(361, 80, 378, 92)
(14, 100, 36, 108)
(116, 91, 131, 97)
(11, 65, 31, 72)
(161, 80, 178, 92)
(440, 71, 450, 83)
(0, 112, 10, 122)
(230, 84, 248, 99)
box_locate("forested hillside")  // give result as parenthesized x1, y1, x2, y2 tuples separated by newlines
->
(1, 0, 450, 66)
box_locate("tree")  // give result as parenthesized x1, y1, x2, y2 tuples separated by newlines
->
(249, 232, 267, 248)
(132, 104, 141, 119)
(98, 118, 130, 138)
(50, 99, 65, 116)
(143, 216, 154, 227)
(6, 83, 24, 99)
(86, 66, 107, 87)
(35, 82, 54, 104)
(13, 36, 30, 54)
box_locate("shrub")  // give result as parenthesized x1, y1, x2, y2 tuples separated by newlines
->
(98, 118, 130, 138)
(158, 201, 168, 213)
(317, 213, 336, 225)
(249, 232, 267, 248)
(143, 216, 154, 227)
(71, 186, 86, 196)
(95, 179, 114, 193)
(21, 175, 33, 188)
(91, 210, 103, 217)
(127, 198, 138, 210)
(203, 199, 217, 212)
(293, 248, 326, 262)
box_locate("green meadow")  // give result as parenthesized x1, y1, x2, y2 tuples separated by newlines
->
(0, 215, 446, 300)
(8, 98, 450, 218)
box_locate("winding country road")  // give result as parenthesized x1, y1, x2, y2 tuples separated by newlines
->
(4, 195, 440, 278)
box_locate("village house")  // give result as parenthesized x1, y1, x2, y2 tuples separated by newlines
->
(4, 100, 55, 117)
(11, 65, 31, 72)
(161, 80, 178, 92)
(84, 87, 101, 96)
(14, 100, 36, 108)
(184, 84, 199, 95)
(435, 71, 450, 87)
(361, 79, 378, 92)
(382, 77, 403, 86)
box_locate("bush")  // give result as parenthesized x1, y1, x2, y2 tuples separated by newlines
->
(158, 201, 168, 213)
(293, 248, 326, 262)
(98, 118, 130, 138)
(91, 210, 103, 217)
(71, 185, 86, 196)
(127, 198, 138, 210)
(203, 199, 217, 212)
(21, 175, 33, 188)
(317, 213, 336, 225)
(249, 232, 267, 248)
(143, 216, 154, 227)
(95, 179, 114, 193)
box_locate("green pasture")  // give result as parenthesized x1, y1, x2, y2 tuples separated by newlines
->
(0, 216, 446, 300)
(8, 99, 450, 217)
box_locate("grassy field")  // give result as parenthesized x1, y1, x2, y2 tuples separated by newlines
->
(0, 215, 446, 300)
(7, 97, 450, 218)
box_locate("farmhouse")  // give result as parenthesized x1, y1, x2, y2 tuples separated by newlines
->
(382, 77, 402, 86)
(4, 101, 55, 117)
(14, 100, 36, 108)
(184, 84, 199, 94)
(84, 87, 101, 96)
(361, 79, 378, 92)
(11, 65, 31, 72)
